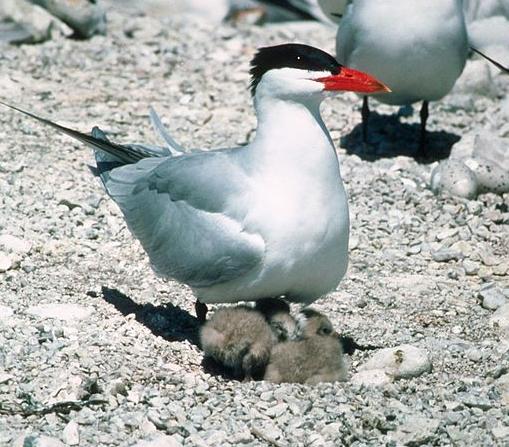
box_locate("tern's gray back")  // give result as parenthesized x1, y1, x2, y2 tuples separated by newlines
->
(102, 149, 264, 287)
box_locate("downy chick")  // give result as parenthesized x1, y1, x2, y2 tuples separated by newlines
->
(264, 309, 347, 384)
(255, 298, 298, 342)
(200, 305, 273, 380)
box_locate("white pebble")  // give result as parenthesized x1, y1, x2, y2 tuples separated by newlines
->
(351, 369, 392, 387)
(360, 345, 432, 379)
(26, 304, 92, 321)
(0, 234, 32, 254)
(62, 421, 79, 446)
(490, 303, 509, 332)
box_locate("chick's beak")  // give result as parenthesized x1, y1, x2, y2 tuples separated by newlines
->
(316, 66, 391, 94)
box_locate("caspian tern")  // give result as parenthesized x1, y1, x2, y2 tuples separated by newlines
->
(1, 44, 389, 321)
(335, 0, 469, 157)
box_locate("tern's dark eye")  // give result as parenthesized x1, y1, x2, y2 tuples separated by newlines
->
(319, 326, 332, 336)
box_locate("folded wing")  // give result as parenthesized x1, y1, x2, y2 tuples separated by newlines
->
(104, 151, 265, 287)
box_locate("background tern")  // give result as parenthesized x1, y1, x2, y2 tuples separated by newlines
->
(1, 43, 389, 321)
(334, 0, 468, 157)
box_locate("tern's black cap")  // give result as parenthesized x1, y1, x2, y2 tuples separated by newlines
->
(250, 43, 342, 96)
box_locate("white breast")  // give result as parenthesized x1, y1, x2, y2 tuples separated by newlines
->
(337, 0, 469, 105)
(195, 99, 350, 304)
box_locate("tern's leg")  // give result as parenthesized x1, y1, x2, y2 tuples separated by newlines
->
(361, 96, 370, 143)
(195, 300, 208, 323)
(418, 100, 429, 157)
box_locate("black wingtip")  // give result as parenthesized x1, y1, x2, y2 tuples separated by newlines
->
(471, 46, 509, 74)
(0, 100, 141, 164)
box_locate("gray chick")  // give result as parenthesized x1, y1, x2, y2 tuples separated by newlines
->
(264, 308, 347, 384)
(255, 298, 297, 342)
(200, 305, 273, 380)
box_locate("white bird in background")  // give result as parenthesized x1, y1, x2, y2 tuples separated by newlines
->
(2, 44, 389, 321)
(333, 0, 468, 157)
(463, 0, 509, 23)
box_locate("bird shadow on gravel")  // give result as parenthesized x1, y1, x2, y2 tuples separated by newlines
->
(340, 112, 460, 163)
(101, 287, 200, 346)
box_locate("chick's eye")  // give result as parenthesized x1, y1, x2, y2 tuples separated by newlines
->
(320, 327, 332, 335)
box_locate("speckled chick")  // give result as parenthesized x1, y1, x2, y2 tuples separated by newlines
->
(264, 309, 347, 384)
(200, 305, 274, 380)
(255, 298, 298, 342)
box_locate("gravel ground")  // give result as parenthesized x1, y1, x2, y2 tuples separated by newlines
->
(1, 6, 509, 447)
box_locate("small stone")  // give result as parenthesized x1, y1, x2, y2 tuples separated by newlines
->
(490, 303, 509, 332)
(496, 374, 509, 405)
(431, 248, 463, 262)
(230, 427, 252, 444)
(466, 348, 483, 362)
(265, 403, 288, 418)
(406, 243, 421, 255)
(0, 305, 14, 319)
(139, 419, 157, 435)
(26, 304, 92, 321)
(436, 228, 459, 241)
(350, 369, 392, 387)
(492, 425, 509, 440)
(22, 435, 66, 447)
(478, 266, 493, 279)
(130, 433, 182, 447)
(108, 378, 128, 396)
(480, 286, 507, 310)
(0, 234, 31, 254)
(467, 201, 483, 215)
(62, 421, 79, 446)
(493, 264, 508, 276)
(0, 372, 13, 384)
(479, 249, 501, 267)
(391, 416, 439, 446)
(0, 0, 72, 43)
(458, 394, 493, 410)
(360, 345, 432, 379)
(0, 252, 13, 272)
(33, 0, 107, 39)
(463, 259, 479, 275)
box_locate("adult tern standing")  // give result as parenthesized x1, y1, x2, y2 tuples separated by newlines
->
(1, 44, 389, 321)
(336, 0, 468, 157)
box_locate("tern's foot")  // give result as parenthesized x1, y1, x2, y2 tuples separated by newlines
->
(195, 301, 208, 323)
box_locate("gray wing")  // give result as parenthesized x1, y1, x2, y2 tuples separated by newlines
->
(104, 150, 265, 287)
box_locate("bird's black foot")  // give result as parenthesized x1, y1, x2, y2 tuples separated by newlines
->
(361, 96, 370, 144)
(417, 100, 429, 161)
(195, 300, 208, 323)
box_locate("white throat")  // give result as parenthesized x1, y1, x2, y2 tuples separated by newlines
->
(251, 91, 338, 174)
